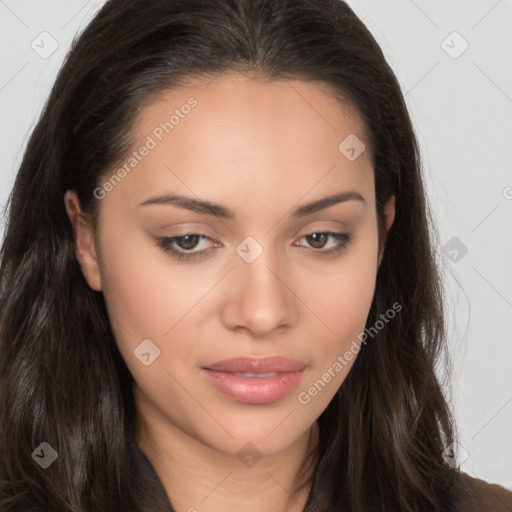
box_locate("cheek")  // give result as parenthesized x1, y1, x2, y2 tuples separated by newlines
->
(98, 227, 206, 335)
(303, 223, 378, 337)
(294, 223, 378, 409)
(96, 238, 186, 406)
(96, 224, 221, 388)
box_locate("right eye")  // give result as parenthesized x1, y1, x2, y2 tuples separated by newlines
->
(156, 234, 220, 261)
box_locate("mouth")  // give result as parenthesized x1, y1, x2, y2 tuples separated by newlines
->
(200, 356, 307, 405)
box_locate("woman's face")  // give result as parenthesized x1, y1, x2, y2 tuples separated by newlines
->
(66, 72, 394, 458)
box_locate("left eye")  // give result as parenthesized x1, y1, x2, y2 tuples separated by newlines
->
(156, 231, 352, 261)
(297, 231, 352, 251)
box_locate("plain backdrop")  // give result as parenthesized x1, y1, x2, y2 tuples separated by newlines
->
(1, 0, 511, 490)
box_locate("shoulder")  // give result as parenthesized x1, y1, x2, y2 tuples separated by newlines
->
(452, 471, 512, 512)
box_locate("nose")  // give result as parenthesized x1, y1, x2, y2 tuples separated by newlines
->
(220, 246, 298, 338)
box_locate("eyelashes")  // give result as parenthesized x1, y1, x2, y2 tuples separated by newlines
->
(155, 231, 353, 262)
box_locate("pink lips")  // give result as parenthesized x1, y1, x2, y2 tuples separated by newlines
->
(201, 356, 307, 405)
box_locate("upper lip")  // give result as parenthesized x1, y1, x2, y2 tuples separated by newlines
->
(203, 356, 307, 373)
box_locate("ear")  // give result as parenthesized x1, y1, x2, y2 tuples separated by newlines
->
(378, 194, 396, 266)
(64, 190, 103, 291)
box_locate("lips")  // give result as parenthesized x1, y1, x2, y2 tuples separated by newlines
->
(203, 356, 307, 373)
(201, 356, 307, 405)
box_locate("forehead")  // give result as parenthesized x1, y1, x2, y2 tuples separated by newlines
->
(135, 72, 369, 153)
(102, 72, 374, 213)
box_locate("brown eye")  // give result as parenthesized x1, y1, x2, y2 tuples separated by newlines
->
(156, 233, 218, 261)
(305, 232, 330, 249)
(296, 231, 352, 257)
(175, 234, 202, 250)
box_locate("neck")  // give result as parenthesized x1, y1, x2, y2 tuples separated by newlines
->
(136, 402, 320, 512)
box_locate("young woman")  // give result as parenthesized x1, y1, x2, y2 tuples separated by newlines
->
(1, 0, 511, 510)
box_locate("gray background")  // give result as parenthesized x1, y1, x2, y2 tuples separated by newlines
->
(1, 0, 511, 489)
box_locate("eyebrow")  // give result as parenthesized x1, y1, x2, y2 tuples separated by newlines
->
(139, 190, 366, 218)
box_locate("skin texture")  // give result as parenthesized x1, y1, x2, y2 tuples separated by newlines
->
(64, 72, 395, 512)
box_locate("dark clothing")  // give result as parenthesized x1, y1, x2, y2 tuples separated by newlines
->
(452, 471, 512, 511)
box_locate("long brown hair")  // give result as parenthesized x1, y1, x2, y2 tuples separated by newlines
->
(0, 0, 459, 510)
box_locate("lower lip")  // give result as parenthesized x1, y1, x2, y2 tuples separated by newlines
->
(200, 368, 306, 405)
